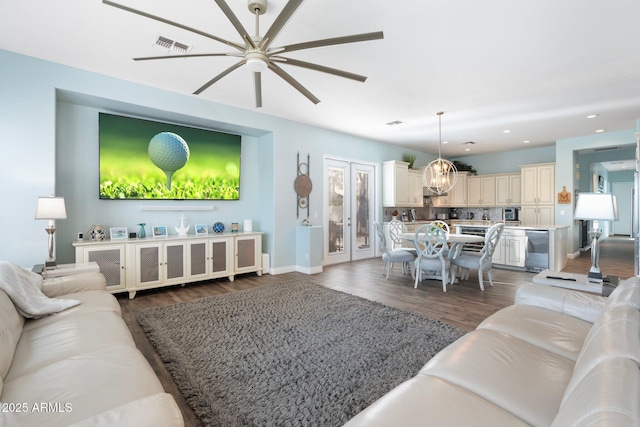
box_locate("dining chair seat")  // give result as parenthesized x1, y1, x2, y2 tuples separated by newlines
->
(451, 223, 504, 290)
(375, 222, 416, 280)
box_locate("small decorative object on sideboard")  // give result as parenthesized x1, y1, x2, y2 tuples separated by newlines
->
(137, 223, 146, 238)
(88, 225, 106, 241)
(231, 222, 239, 232)
(152, 225, 168, 238)
(175, 214, 190, 236)
(213, 222, 225, 233)
(195, 224, 208, 235)
(110, 227, 128, 240)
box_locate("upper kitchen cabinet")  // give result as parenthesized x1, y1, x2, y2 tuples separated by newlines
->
(521, 163, 555, 205)
(431, 171, 469, 207)
(495, 173, 521, 206)
(382, 160, 423, 207)
(520, 163, 555, 226)
(467, 175, 495, 206)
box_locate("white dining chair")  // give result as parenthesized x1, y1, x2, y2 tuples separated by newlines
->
(413, 224, 451, 292)
(375, 222, 416, 280)
(388, 219, 417, 255)
(451, 223, 504, 290)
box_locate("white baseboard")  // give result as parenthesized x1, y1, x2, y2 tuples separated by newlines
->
(269, 265, 297, 275)
(567, 250, 581, 260)
(295, 265, 324, 275)
(269, 265, 324, 275)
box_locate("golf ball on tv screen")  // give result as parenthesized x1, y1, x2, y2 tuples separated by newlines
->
(148, 132, 190, 171)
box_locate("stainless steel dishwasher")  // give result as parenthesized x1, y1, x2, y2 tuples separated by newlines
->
(525, 229, 549, 272)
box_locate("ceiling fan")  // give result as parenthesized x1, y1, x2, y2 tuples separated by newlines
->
(103, 0, 384, 107)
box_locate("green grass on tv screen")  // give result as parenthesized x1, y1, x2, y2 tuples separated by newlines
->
(99, 113, 241, 200)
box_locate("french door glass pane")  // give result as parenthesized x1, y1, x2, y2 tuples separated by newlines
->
(356, 171, 370, 250)
(328, 166, 345, 254)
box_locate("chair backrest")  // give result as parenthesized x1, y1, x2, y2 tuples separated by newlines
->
(481, 223, 504, 260)
(430, 220, 450, 234)
(388, 219, 407, 249)
(414, 224, 448, 260)
(374, 222, 389, 255)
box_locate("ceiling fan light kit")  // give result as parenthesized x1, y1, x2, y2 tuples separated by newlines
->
(103, 0, 383, 107)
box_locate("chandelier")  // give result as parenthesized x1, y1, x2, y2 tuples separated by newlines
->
(423, 111, 457, 195)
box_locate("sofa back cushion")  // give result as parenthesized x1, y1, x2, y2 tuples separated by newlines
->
(0, 289, 25, 380)
(553, 305, 640, 426)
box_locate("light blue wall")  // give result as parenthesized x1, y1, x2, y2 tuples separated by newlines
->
(452, 145, 556, 174)
(0, 49, 434, 269)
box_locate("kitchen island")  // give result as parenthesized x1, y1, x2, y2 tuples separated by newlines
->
(450, 221, 568, 272)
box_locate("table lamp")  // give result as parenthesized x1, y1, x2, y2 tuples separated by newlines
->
(573, 192, 618, 284)
(35, 196, 67, 269)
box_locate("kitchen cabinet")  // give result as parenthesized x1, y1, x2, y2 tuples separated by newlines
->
(432, 172, 468, 207)
(520, 163, 555, 226)
(521, 205, 554, 227)
(492, 228, 525, 267)
(382, 161, 409, 207)
(382, 161, 423, 207)
(495, 173, 521, 206)
(521, 163, 555, 205)
(467, 175, 495, 206)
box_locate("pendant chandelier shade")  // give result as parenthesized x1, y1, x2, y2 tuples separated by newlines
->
(423, 112, 457, 195)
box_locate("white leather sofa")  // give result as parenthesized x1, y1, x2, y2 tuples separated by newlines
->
(345, 277, 640, 427)
(0, 271, 184, 427)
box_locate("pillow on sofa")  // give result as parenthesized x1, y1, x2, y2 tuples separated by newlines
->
(0, 261, 80, 318)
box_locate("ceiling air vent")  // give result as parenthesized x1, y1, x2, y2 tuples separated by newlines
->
(155, 36, 174, 49)
(594, 146, 620, 151)
(463, 141, 476, 145)
(386, 120, 405, 126)
(173, 42, 190, 54)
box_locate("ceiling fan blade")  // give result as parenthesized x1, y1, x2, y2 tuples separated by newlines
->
(270, 57, 367, 82)
(193, 60, 245, 95)
(275, 31, 384, 54)
(133, 53, 237, 61)
(268, 62, 320, 104)
(214, 0, 256, 49)
(102, 0, 246, 52)
(254, 72, 262, 108)
(260, 0, 305, 51)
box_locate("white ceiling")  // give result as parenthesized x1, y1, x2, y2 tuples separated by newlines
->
(2, 0, 640, 157)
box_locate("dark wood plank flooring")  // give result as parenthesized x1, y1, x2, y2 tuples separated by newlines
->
(117, 236, 634, 427)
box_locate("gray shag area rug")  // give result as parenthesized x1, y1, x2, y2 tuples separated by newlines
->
(136, 280, 466, 427)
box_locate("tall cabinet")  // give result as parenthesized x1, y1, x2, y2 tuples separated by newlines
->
(520, 163, 555, 226)
(382, 160, 423, 207)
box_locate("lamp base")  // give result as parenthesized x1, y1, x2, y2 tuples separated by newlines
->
(587, 270, 603, 284)
(44, 260, 57, 270)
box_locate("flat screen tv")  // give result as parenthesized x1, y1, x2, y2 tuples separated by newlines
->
(99, 113, 241, 200)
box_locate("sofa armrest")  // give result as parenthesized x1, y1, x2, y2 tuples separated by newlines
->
(41, 272, 107, 298)
(515, 283, 606, 324)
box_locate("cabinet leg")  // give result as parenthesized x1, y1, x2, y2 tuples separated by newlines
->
(257, 270, 263, 277)
(128, 291, 136, 299)
(228, 275, 235, 282)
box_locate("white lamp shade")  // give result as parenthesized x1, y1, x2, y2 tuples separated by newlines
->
(574, 192, 619, 221)
(35, 196, 67, 220)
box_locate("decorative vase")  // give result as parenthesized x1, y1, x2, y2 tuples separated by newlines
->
(138, 223, 146, 239)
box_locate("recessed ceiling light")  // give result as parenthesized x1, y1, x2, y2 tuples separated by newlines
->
(523, 140, 530, 144)
(587, 114, 599, 119)
(503, 130, 511, 134)
(595, 129, 605, 133)
(442, 140, 449, 144)
(464, 148, 471, 152)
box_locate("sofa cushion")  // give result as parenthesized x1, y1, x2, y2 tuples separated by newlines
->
(21, 290, 121, 332)
(420, 328, 575, 427)
(477, 304, 592, 361)
(67, 393, 184, 427)
(604, 276, 640, 312)
(551, 358, 640, 427)
(6, 311, 136, 381)
(343, 374, 530, 427)
(515, 283, 605, 323)
(562, 305, 640, 403)
(0, 290, 24, 380)
(3, 346, 166, 427)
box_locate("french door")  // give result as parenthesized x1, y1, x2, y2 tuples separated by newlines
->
(324, 158, 376, 265)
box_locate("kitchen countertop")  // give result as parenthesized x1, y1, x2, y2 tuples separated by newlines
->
(450, 220, 568, 231)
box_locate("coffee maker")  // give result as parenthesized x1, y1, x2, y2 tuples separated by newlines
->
(409, 209, 417, 221)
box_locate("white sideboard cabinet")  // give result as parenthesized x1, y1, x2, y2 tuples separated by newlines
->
(74, 232, 262, 299)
